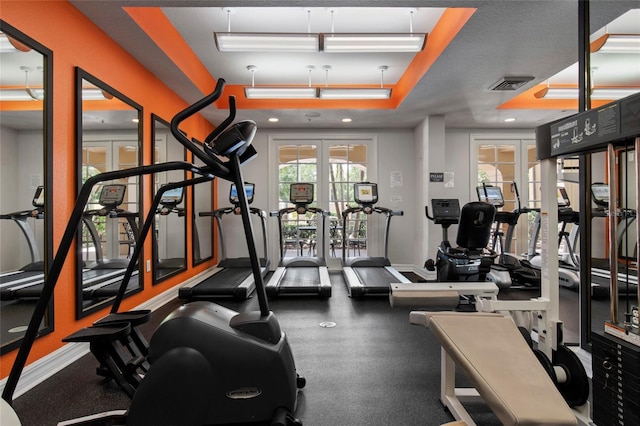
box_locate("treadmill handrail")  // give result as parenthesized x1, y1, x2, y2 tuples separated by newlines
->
(341, 204, 400, 262)
(272, 206, 328, 259)
(111, 176, 214, 313)
(207, 206, 269, 264)
(2, 161, 217, 405)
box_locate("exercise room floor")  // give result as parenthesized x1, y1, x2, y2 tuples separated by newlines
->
(11, 271, 598, 426)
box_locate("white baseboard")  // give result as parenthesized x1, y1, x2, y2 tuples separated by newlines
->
(0, 268, 216, 400)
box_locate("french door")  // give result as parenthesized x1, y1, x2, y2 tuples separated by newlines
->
(470, 134, 538, 256)
(268, 134, 377, 264)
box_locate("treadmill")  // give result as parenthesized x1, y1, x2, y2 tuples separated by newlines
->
(589, 183, 637, 295)
(154, 186, 186, 277)
(0, 186, 46, 300)
(341, 182, 421, 298)
(80, 184, 140, 303)
(267, 182, 331, 298)
(179, 182, 269, 300)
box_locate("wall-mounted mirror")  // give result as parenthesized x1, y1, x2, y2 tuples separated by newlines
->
(191, 140, 214, 266)
(0, 21, 53, 354)
(152, 115, 186, 283)
(76, 68, 142, 318)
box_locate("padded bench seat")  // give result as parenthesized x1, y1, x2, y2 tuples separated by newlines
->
(389, 282, 499, 309)
(410, 311, 577, 426)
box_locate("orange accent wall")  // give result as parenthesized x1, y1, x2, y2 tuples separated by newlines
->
(0, 1, 218, 379)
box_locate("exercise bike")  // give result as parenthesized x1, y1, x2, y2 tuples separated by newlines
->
(425, 199, 497, 282)
(3, 79, 304, 426)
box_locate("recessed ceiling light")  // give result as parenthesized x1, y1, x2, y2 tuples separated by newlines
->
(504, 117, 516, 122)
(268, 117, 279, 122)
(341, 118, 352, 123)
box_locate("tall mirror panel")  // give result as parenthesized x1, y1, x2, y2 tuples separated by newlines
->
(0, 21, 53, 354)
(152, 116, 186, 283)
(192, 143, 214, 266)
(76, 68, 142, 318)
(589, 147, 638, 338)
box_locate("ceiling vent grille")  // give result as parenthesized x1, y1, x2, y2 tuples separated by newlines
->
(489, 76, 534, 91)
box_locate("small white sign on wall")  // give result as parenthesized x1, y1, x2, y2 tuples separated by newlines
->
(31, 174, 42, 189)
(444, 172, 454, 188)
(390, 171, 403, 187)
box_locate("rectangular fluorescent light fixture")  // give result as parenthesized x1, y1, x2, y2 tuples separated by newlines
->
(592, 34, 640, 53)
(322, 33, 426, 53)
(0, 88, 44, 101)
(319, 88, 392, 99)
(244, 87, 319, 99)
(0, 87, 108, 102)
(542, 87, 640, 100)
(214, 32, 320, 52)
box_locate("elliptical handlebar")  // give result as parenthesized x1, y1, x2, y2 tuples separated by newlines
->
(169, 79, 233, 181)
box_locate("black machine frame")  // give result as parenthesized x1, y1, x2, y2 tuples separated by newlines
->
(3, 80, 303, 426)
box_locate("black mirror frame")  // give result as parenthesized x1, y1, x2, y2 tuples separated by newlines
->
(150, 114, 187, 284)
(74, 67, 144, 319)
(0, 20, 54, 355)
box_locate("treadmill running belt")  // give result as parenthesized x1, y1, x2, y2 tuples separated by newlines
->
(280, 267, 321, 289)
(353, 266, 397, 294)
(189, 267, 252, 295)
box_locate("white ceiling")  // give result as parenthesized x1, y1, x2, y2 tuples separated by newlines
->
(2, 1, 640, 131)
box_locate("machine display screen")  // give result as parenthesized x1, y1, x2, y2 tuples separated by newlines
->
(99, 184, 126, 207)
(476, 186, 503, 206)
(230, 183, 255, 204)
(290, 183, 314, 203)
(354, 183, 378, 204)
(591, 184, 609, 206)
(557, 187, 571, 207)
(160, 187, 184, 206)
(32, 186, 45, 207)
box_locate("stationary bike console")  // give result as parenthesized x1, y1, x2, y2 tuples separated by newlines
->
(428, 199, 460, 227)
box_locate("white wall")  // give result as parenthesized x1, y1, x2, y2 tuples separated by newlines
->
(1, 125, 21, 271)
(0, 127, 44, 271)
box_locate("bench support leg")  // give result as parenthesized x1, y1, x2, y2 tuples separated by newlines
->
(440, 347, 481, 426)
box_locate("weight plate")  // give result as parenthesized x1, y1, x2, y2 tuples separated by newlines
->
(553, 345, 590, 407)
(532, 348, 557, 383)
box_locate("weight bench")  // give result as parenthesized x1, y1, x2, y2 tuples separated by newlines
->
(410, 311, 577, 426)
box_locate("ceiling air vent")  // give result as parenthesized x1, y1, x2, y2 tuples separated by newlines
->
(489, 76, 534, 91)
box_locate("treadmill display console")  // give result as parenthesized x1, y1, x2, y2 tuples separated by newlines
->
(230, 183, 255, 204)
(476, 185, 504, 207)
(160, 187, 184, 206)
(354, 182, 378, 205)
(591, 183, 609, 207)
(99, 184, 126, 208)
(32, 186, 45, 207)
(290, 183, 314, 204)
(557, 187, 571, 208)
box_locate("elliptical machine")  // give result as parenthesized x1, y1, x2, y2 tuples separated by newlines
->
(426, 200, 496, 282)
(477, 183, 541, 289)
(3, 80, 304, 426)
